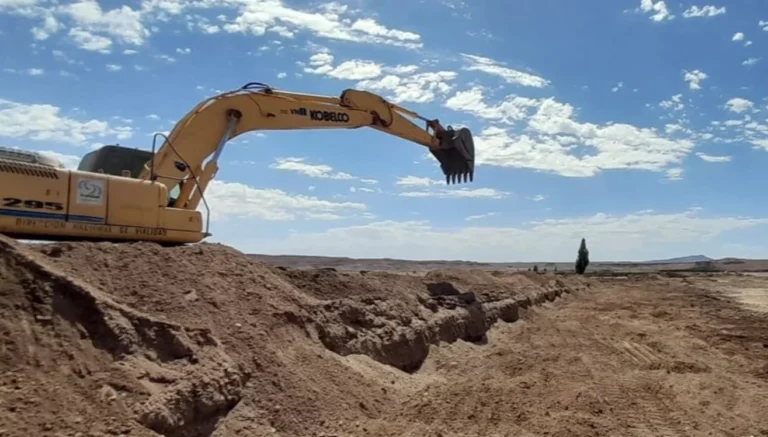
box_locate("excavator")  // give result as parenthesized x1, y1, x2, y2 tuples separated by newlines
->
(0, 82, 475, 245)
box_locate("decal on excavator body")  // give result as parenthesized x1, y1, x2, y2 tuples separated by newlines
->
(289, 107, 350, 123)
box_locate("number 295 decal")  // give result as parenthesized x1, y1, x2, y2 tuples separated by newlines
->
(2, 197, 64, 211)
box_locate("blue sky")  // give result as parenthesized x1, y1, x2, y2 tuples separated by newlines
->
(2, 0, 768, 262)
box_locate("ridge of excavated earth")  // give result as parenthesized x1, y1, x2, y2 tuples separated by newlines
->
(2, 235, 768, 437)
(0, 236, 587, 437)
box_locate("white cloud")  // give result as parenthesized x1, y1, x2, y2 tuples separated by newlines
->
(761, 20, 768, 31)
(718, 112, 768, 153)
(27, 68, 44, 75)
(696, 153, 731, 163)
(743, 57, 760, 66)
(305, 59, 382, 80)
(105, 63, 122, 71)
(394, 174, 507, 198)
(639, 0, 672, 22)
(218, 0, 422, 49)
(11, 0, 150, 53)
(665, 123, 688, 134)
(384, 64, 419, 75)
(31, 14, 61, 40)
(269, 157, 377, 184)
(466, 212, 497, 221)
(63, 0, 149, 44)
(398, 187, 509, 199)
(304, 212, 346, 221)
(531, 194, 546, 202)
(395, 175, 444, 187)
(725, 97, 754, 113)
(450, 92, 694, 178)
(155, 54, 175, 63)
(3, 0, 421, 54)
(732, 32, 745, 41)
(357, 70, 457, 104)
(175, 47, 190, 54)
(68, 28, 112, 53)
(682, 5, 726, 18)
(683, 69, 707, 91)
(204, 180, 367, 222)
(444, 86, 540, 125)
(308, 51, 333, 66)
(0, 98, 132, 145)
(304, 49, 457, 104)
(665, 167, 683, 180)
(750, 140, 768, 151)
(459, 53, 550, 88)
(253, 209, 768, 262)
(197, 21, 220, 34)
(659, 94, 685, 112)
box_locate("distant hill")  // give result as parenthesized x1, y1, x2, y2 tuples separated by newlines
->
(642, 255, 713, 264)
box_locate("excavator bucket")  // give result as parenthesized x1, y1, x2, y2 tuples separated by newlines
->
(431, 127, 475, 184)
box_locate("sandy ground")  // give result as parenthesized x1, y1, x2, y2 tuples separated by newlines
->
(1, 237, 767, 437)
(718, 273, 768, 313)
(373, 274, 768, 437)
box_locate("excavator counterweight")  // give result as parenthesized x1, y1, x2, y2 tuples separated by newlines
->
(0, 82, 476, 244)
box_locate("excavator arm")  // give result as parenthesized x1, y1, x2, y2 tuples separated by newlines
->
(138, 82, 475, 210)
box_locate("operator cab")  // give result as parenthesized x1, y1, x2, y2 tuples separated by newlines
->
(78, 144, 154, 178)
(77, 144, 182, 206)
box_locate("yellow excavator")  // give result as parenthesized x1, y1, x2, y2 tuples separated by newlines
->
(0, 82, 475, 244)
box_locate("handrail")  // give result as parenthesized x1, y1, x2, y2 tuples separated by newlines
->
(148, 133, 212, 237)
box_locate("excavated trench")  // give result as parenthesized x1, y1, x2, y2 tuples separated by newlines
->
(279, 269, 588, 373)
(0, 236, 592, 437)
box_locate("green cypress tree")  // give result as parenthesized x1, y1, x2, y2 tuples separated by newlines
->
(575, 238, 590, 274)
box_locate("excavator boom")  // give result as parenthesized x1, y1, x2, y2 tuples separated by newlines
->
(140, 82, 474, 210)
(0, 81, 475, 245)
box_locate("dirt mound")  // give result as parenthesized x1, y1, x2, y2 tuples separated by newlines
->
(0, 239, 251, 437)
(0, 236, 586, 437)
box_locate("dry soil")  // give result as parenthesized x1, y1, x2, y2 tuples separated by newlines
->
(1, 236, 767, 437)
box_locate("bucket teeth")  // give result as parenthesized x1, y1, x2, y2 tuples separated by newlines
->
(445, 170, 474, 185)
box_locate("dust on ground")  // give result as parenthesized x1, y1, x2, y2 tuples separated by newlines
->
(1, 236, 767, 437)
(707, 272, 768, 313)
